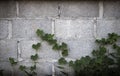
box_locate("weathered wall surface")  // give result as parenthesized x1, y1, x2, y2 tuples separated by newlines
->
(0, 1, 120, 76)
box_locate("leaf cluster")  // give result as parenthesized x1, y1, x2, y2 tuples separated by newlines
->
(9, 42, 41, 76)
(8, 28, 120, 76)
(96, 33, 120, 45)
(36, 29, 69, 57)
(66, 33, 120, 76)
(9, 57, 17, 66)
(19, 65, 37, 76)
(58, 57, 67, 65)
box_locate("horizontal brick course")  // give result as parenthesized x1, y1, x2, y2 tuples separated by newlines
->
(55, 19, 94, 40)
(104, 1, 120, 18)
(12, 19, 52, 39)
(19, 1, 59, 18)
(60, 1, 99, 18)
(0, 1, 16, 18)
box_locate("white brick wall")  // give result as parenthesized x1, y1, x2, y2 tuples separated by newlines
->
(0, 1, 120, 76)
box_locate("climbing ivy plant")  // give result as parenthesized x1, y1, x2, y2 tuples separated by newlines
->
(66, 33, 120, 76)
(8, 28, 120, 76)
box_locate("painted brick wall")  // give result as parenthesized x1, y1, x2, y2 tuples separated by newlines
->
(0, 1, 120, 76)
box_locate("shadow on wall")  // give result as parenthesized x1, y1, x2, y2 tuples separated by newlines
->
(0, 1, 16, 18)
(0, 71, 53, 76)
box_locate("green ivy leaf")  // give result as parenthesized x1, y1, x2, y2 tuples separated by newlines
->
(44, 34, 54, 40)
(9, 57, 17, 66)
(69, 61, 74, 67)
(48, 39, 57, 45)
(36, 29, 44, 37)
(42, 34, 54, 41)
(113, 44, 118, 49)
(108, 33, 120, 40)
(95, 57, 103, 64)
(19, 65, 26, 71)
(58, 57, 67, 65)
(74, 59, 82, 71)
(31, 54, 39, 61)
(30, 65, 36, 71)
(95, 38, 108, 45)
(32, 43, 41, 51)
(96, 33, 120, 45)
(62, 50, 68, 57)
(80, 56, 91, 66)
(52, 43, 61, 50)
(92, 46, 106, 57)
(99, 46, 107, 56)
(92, 50, 98, 57)
(60, 42, 68, 50)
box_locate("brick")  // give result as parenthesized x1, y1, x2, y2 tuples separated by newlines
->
(61, 39, 96, 59)
(0, 62, 13, 76)
(0, 1, 16, 18)
(0, 20, 9, 39)
(12, 19, 52, 39)
(19, 1, 59, 18)
(104, 1, 120, 18)
(97, 19, 120, 38)
(20, 40, 60, 60)
(60, 1, 99, 18)
(55, 19, 94, 40)
(0, 40, 17, 61)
